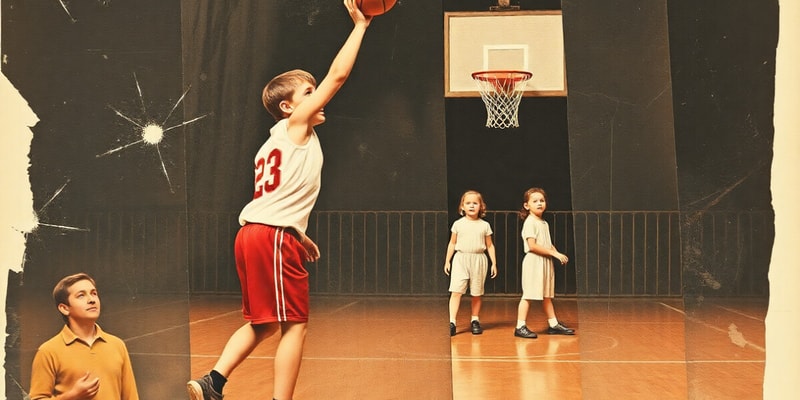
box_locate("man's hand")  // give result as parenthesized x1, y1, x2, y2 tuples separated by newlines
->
(65, 372, 99, 400)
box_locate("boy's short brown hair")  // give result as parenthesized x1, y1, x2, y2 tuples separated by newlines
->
(262, 69, 316, 121)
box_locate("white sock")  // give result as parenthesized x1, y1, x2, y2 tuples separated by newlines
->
(471, 316, 479, 322)
(516, 320, 526, 329)
(548, 318, 559, 328)
(450, 320, 456, 325)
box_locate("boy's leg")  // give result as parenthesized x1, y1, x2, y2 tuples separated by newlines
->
(214, 322, 278, 377)
(273, 321, 307, 400)
(188, 322, 277, 399)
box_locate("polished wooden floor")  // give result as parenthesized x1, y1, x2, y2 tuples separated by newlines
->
(189, 295, 453, 399)
(189, 295, 766, 399)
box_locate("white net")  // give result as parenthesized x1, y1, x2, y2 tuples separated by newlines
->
(472, 71, 532, 129)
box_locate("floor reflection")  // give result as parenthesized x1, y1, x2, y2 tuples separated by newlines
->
(451, 296, 765, 399)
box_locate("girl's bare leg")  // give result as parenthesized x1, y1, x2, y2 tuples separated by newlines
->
(470, 295, 483, 318)
(517, 298, 531, 323)
(449, 292, 463, 322)
(542, 297, 574, 334)
(542, 297, 556, 320)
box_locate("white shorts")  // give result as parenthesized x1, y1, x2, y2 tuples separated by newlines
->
(520, 252, 555, 300)
(448, 252, 488, 296)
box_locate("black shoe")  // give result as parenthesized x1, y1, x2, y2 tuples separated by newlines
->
(450, 322, 456, 336)
(546, 322, 575, 335)
(187, 374, 224, 400)
(514, 325, 538, 339)
(471, 320, 483, 335)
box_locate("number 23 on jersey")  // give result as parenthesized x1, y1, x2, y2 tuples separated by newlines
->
(253, 149, 282, 199)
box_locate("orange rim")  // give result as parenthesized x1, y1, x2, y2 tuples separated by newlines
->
(471, 70, 532, 82)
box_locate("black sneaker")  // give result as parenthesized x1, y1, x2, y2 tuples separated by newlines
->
(450, 322, 456, 337)
(546, 322, 575, 335)
(514, 325, 538, 339)
(471, 320, 483, 335)
(187, 374, 224, 400)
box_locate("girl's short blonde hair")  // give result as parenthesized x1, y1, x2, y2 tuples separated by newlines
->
(459, 190, 487, 218)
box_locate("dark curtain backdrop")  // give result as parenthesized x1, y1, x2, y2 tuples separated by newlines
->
(668, 2, 777, 212)
(562, 0, 680, 212)
(667, 1, 777, 299)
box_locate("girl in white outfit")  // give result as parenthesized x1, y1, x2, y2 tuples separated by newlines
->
(514, 187, 575, 339)
(444, 190, 498, 336)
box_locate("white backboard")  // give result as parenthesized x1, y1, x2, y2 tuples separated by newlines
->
(445, 11, 567, 97)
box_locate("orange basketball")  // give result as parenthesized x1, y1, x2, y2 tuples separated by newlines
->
(356, 0, 397, 16)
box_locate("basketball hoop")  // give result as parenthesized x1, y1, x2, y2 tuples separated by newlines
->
(471, 70, 532, 129)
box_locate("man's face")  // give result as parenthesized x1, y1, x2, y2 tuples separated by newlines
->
(60, 279, 101, 322)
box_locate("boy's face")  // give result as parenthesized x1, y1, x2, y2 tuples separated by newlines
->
(59, 279, 101, 323)
(524, 192, 547, 217)
(286, 81, 326, 126)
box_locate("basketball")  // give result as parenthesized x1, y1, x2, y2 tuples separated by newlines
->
(356, 0, 397, 16)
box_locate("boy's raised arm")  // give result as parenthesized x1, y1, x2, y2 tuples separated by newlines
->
(290, 0, 372, 126)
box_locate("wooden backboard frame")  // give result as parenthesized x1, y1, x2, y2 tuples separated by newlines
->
(444, 10, 567, 98)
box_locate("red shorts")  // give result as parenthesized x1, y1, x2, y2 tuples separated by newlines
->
(234, 224, 309, 323)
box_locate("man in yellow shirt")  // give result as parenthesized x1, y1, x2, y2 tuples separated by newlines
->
(29, 273, 139, 400)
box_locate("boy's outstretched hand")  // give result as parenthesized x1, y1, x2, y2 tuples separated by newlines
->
(344, 0, 372, 26)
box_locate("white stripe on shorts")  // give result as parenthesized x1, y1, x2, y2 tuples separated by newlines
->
(272, 228, 288, 321)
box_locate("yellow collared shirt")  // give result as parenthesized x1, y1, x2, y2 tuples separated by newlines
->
(29, 324, 139, 400)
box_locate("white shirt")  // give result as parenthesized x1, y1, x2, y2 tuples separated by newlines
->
(451, 217, 493, 254)
(521, 215, 552, 253)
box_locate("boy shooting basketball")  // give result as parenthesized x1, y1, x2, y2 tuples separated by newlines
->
(187, 1, 372, 399)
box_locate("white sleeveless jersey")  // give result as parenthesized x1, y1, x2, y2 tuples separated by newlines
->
(238, 118, 323, 233)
